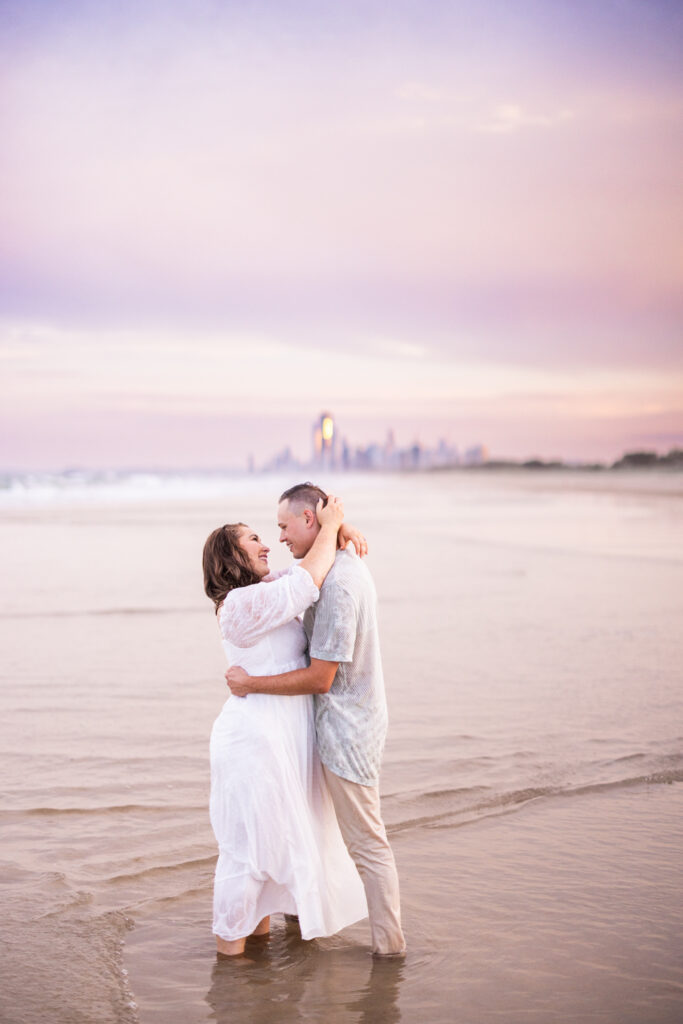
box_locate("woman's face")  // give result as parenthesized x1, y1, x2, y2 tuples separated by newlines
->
(238, 527, 271, 578)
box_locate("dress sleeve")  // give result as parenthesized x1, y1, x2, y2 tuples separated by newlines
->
(262, 568, 291, 582)
(219, 565, 320, 648)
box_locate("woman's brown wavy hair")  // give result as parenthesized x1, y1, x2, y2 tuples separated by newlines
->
(202, 523, 263, 613)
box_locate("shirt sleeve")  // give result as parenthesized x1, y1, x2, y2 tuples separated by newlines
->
(219, 565, 319, 648)
(309, 580, 358, 663)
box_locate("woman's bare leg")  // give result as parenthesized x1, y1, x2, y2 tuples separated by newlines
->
(250, 915, 270, 937)
(216, 935, 246, 956)
(215, 915, 270, 955)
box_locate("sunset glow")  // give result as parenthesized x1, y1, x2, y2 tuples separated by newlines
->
(1, 0, 681, 469)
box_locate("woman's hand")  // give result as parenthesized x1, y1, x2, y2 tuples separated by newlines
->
(316, 494, 344, 529)
(337, 523, 368, 557)
(300, 495, 345, 588)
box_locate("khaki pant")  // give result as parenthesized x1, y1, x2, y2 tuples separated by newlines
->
(323, 764, 406, 955)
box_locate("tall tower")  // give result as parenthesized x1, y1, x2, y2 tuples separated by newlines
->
(312, 411, 336, 469)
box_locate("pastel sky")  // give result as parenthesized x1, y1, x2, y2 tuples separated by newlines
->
(1, 0, 681, 469)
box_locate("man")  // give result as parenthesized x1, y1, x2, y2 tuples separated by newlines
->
(226, 481, 406, 956)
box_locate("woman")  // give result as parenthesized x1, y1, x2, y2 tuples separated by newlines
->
(202, 496, 367, 956)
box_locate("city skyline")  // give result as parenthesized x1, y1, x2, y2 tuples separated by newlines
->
(1, 0, 682, 471)
(263, 410, 487, 474)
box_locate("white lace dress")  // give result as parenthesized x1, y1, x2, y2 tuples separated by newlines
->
(210, 565, 368, 941)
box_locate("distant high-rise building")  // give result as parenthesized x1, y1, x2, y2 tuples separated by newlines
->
(383, 429, 396, 467)
(312, 411, 337, 469)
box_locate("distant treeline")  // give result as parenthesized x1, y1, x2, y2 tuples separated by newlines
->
(611, 449, 683, 469)
(478, 448, 683, 472)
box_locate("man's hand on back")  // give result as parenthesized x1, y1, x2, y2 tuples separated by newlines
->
(224, 658, 338, 696)
(225, 665, 251, 697)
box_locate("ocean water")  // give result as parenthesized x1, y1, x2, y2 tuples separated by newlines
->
(1, 470, 681, 1023)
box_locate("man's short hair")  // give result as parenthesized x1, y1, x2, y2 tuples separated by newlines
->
(279, 481, 328, 513)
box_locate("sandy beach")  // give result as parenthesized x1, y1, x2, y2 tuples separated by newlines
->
(1, 470, 682, 1023)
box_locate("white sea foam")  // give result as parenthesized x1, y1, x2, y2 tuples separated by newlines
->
(0, 471, 258, 507)
(0, 467, 392, 509)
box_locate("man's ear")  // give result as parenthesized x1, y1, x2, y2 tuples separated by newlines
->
(303, 508, 316, 527)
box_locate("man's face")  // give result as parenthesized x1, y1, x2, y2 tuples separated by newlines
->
(277, 499, 318, 558)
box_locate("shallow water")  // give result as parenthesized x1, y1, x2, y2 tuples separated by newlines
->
(1, 470, 682, 1023)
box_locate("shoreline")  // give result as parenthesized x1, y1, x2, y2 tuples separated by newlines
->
(0, 466, 682, 516)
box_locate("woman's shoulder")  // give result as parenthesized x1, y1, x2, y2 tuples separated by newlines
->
(218, 585, 262, 649)
(217, 567, 315, 648)
(220, 578, 263, 614)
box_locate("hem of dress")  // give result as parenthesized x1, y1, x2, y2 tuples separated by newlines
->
(214, 900, 368, 942)
(299, 910, 369, 941)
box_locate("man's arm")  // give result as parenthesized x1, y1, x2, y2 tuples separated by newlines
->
(226, 658, 338, 697)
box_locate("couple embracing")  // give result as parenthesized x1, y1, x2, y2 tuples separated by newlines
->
(202, 482, 405, 958)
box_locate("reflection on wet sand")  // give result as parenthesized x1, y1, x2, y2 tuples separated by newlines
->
(207, 925, 404, 1024)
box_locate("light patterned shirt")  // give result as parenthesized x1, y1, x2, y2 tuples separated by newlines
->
(303, 548, 388, 787)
